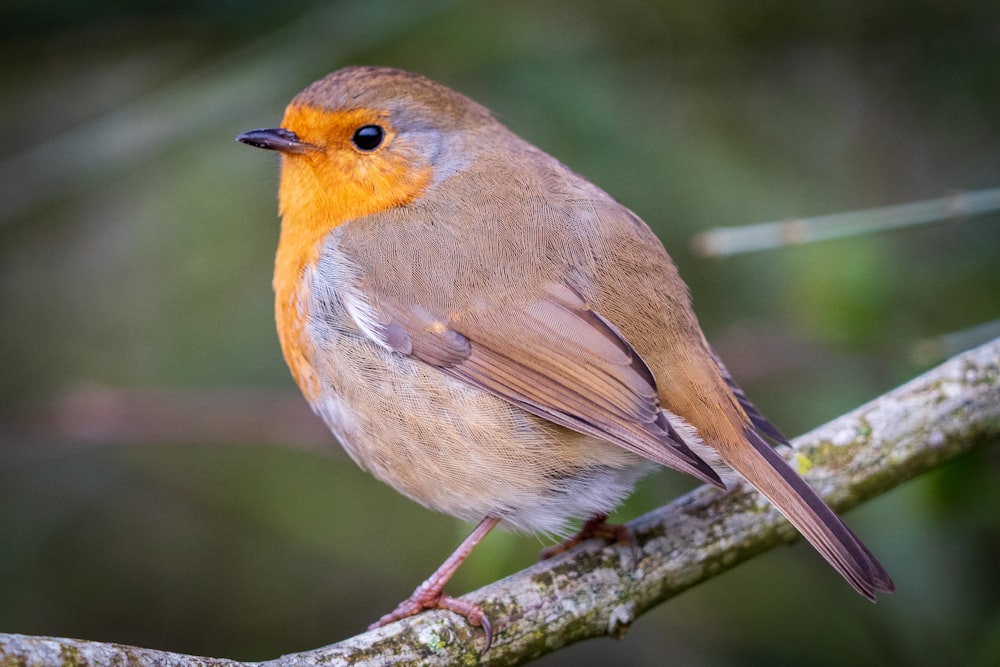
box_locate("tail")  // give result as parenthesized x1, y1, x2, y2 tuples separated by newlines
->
(721, 428, 895, 599)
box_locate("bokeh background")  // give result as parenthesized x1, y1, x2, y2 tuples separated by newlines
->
(2, 1, 999, 665)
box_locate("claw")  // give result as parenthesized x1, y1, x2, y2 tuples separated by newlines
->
(437, 596, 493, 652)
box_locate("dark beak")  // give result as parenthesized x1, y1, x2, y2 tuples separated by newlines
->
(236, 128, 314, 154)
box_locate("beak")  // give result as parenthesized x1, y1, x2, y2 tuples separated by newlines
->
(236, 128, 314, 154)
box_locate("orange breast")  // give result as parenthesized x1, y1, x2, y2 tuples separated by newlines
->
(271, 103, 434, 401)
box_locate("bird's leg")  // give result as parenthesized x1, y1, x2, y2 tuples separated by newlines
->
(370, 515, 501, 650)
(539, 513, 634, 560)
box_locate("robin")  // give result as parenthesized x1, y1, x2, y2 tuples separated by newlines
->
(237, 66, 893, 648)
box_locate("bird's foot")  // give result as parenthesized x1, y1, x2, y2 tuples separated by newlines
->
(370, 590, 493, 651)
(540, 514, 636, 562)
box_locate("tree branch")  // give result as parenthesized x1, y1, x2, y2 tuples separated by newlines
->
(3, 338, 998, 667)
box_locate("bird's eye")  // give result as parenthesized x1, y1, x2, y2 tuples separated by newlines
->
(352, 125, 385, 151)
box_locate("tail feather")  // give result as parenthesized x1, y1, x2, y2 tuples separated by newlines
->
(726, 428, 894, 599)
(710, 346, 790, 446)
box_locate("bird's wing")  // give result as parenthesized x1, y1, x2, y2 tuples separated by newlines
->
(371, 280, 723, 488)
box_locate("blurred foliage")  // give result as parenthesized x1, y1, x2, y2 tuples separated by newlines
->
(0, 0, 998, 665)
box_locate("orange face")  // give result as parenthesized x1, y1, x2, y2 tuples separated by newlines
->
(276, 103, 434, 229)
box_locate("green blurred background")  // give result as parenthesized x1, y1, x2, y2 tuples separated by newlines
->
(1, 1, 999, 665)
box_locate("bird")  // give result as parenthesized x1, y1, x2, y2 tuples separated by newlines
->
(237, 65, 893, 649)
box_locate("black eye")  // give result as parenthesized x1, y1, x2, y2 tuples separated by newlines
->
(352, 125, 385, 151)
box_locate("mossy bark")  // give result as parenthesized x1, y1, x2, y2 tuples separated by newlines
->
(2, 338, 998, 667)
